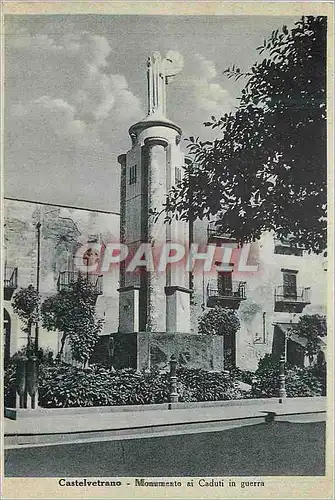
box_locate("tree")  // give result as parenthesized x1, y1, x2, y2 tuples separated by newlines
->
(199, 306, 240, 337)
(12, 285, 40, 355)
(199, 307, 240, 368)
(288, 314, 327, 365)
(164, 16, 326, 254)
(41, 275, 103, 366)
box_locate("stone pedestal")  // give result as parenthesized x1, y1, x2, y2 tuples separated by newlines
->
(111, 332, 224, 372)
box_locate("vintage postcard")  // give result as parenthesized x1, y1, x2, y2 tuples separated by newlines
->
(1, 1, 334, 499)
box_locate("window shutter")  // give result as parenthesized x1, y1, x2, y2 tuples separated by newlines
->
(218, 272, 232, 296)
(283, 272, 297, 298)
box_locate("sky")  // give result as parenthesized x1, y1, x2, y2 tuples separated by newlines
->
(4, 14, 299, 212)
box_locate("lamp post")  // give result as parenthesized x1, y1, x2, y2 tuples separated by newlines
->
(169, 355, 178, 403)
(278, 354, 286, 403)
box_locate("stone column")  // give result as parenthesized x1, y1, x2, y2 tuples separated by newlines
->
(117, 154, 127, 288)
(165, 145, 191, 333)
(117, 153, 140, 333)
(144, 137, 168, 332)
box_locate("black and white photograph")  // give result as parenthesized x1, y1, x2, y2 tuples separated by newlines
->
(1, 2, 333, 499)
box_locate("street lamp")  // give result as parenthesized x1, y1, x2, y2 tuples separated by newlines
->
(278, 354, 286, 403)
(284, 318, 295, 364)
(169, 355, 179, 403)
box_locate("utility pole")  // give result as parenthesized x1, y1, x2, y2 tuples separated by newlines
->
(33, 207, 59, 354)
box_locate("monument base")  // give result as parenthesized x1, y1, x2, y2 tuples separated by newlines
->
(110, 332, 224, 371)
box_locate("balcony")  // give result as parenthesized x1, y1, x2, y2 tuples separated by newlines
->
(57, 271, 103, 298)
(207, 222, 236, 244)
(274, 286, 311, 313)
(4, 266, 18, 300)
(274, 237, 304, 256)
(207, 280, 246, 309)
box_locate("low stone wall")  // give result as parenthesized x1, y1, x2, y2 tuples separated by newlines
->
(5, 396, 327, 421)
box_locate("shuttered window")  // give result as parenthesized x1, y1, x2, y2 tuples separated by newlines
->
(218, 272, 233, 296)
(129, 165, 137, 185)
(283, 271, 297, 298)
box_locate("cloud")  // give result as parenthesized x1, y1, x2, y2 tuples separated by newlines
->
(5, 30, 144, 210)
(5, 27, 235, 209)
(190, 54, 231, 113)
(7, 30, 143, 132)
(167, 52, 236, 139)
(11, 95, 102, 149)
(194, 53, 217, 81)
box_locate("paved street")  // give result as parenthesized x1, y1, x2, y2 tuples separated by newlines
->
(4, 421, 326, 477)
(4, 398, 327, 477)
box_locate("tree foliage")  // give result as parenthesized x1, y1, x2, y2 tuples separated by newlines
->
(288, 314, 327, 363)
(12, 285, 40, 353)
(198, 306, 240, 337)
(41, 275, 103, 365)
(164, 16, 327, 254)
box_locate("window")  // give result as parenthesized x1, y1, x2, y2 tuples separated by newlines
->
(218, 271, 233, 296)
(129, 164, 137, 185)
(282, 269, 298, 298)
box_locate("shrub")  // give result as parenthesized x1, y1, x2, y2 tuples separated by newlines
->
(11, 346, 55, 365)
(285, 366, 323, 397)
(198, 306, 240, 337)
(177, 367, 243, 402)
(288, 314, 327, 364)
(229, 366, 254, 385)
(4, 353, 324, 409)
(251, 354, 322, 398)
(310, 352, 327, 395)
(4, 363, 16, 408)
(38, 364, 173, 408)
(36, 364, 244, 408)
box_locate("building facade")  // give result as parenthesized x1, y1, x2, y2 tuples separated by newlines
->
(190, 221, 327, 371)
(3, 199, 119, 364)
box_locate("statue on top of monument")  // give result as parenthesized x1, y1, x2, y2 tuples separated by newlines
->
(147, 51, 184, 117)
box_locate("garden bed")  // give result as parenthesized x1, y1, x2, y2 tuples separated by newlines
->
(4, 356, 324, 409)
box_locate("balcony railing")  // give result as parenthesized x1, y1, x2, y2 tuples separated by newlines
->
(274, 286, 311, 313)
(57, 271, 103, 296)
(207, 279, 246, 309)
(4, 266, 18, 300)
(207, 222, 235, 243)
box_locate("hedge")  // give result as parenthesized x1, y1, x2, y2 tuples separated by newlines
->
(4, 355, 324, 408)
(4, 363, 243, 408)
